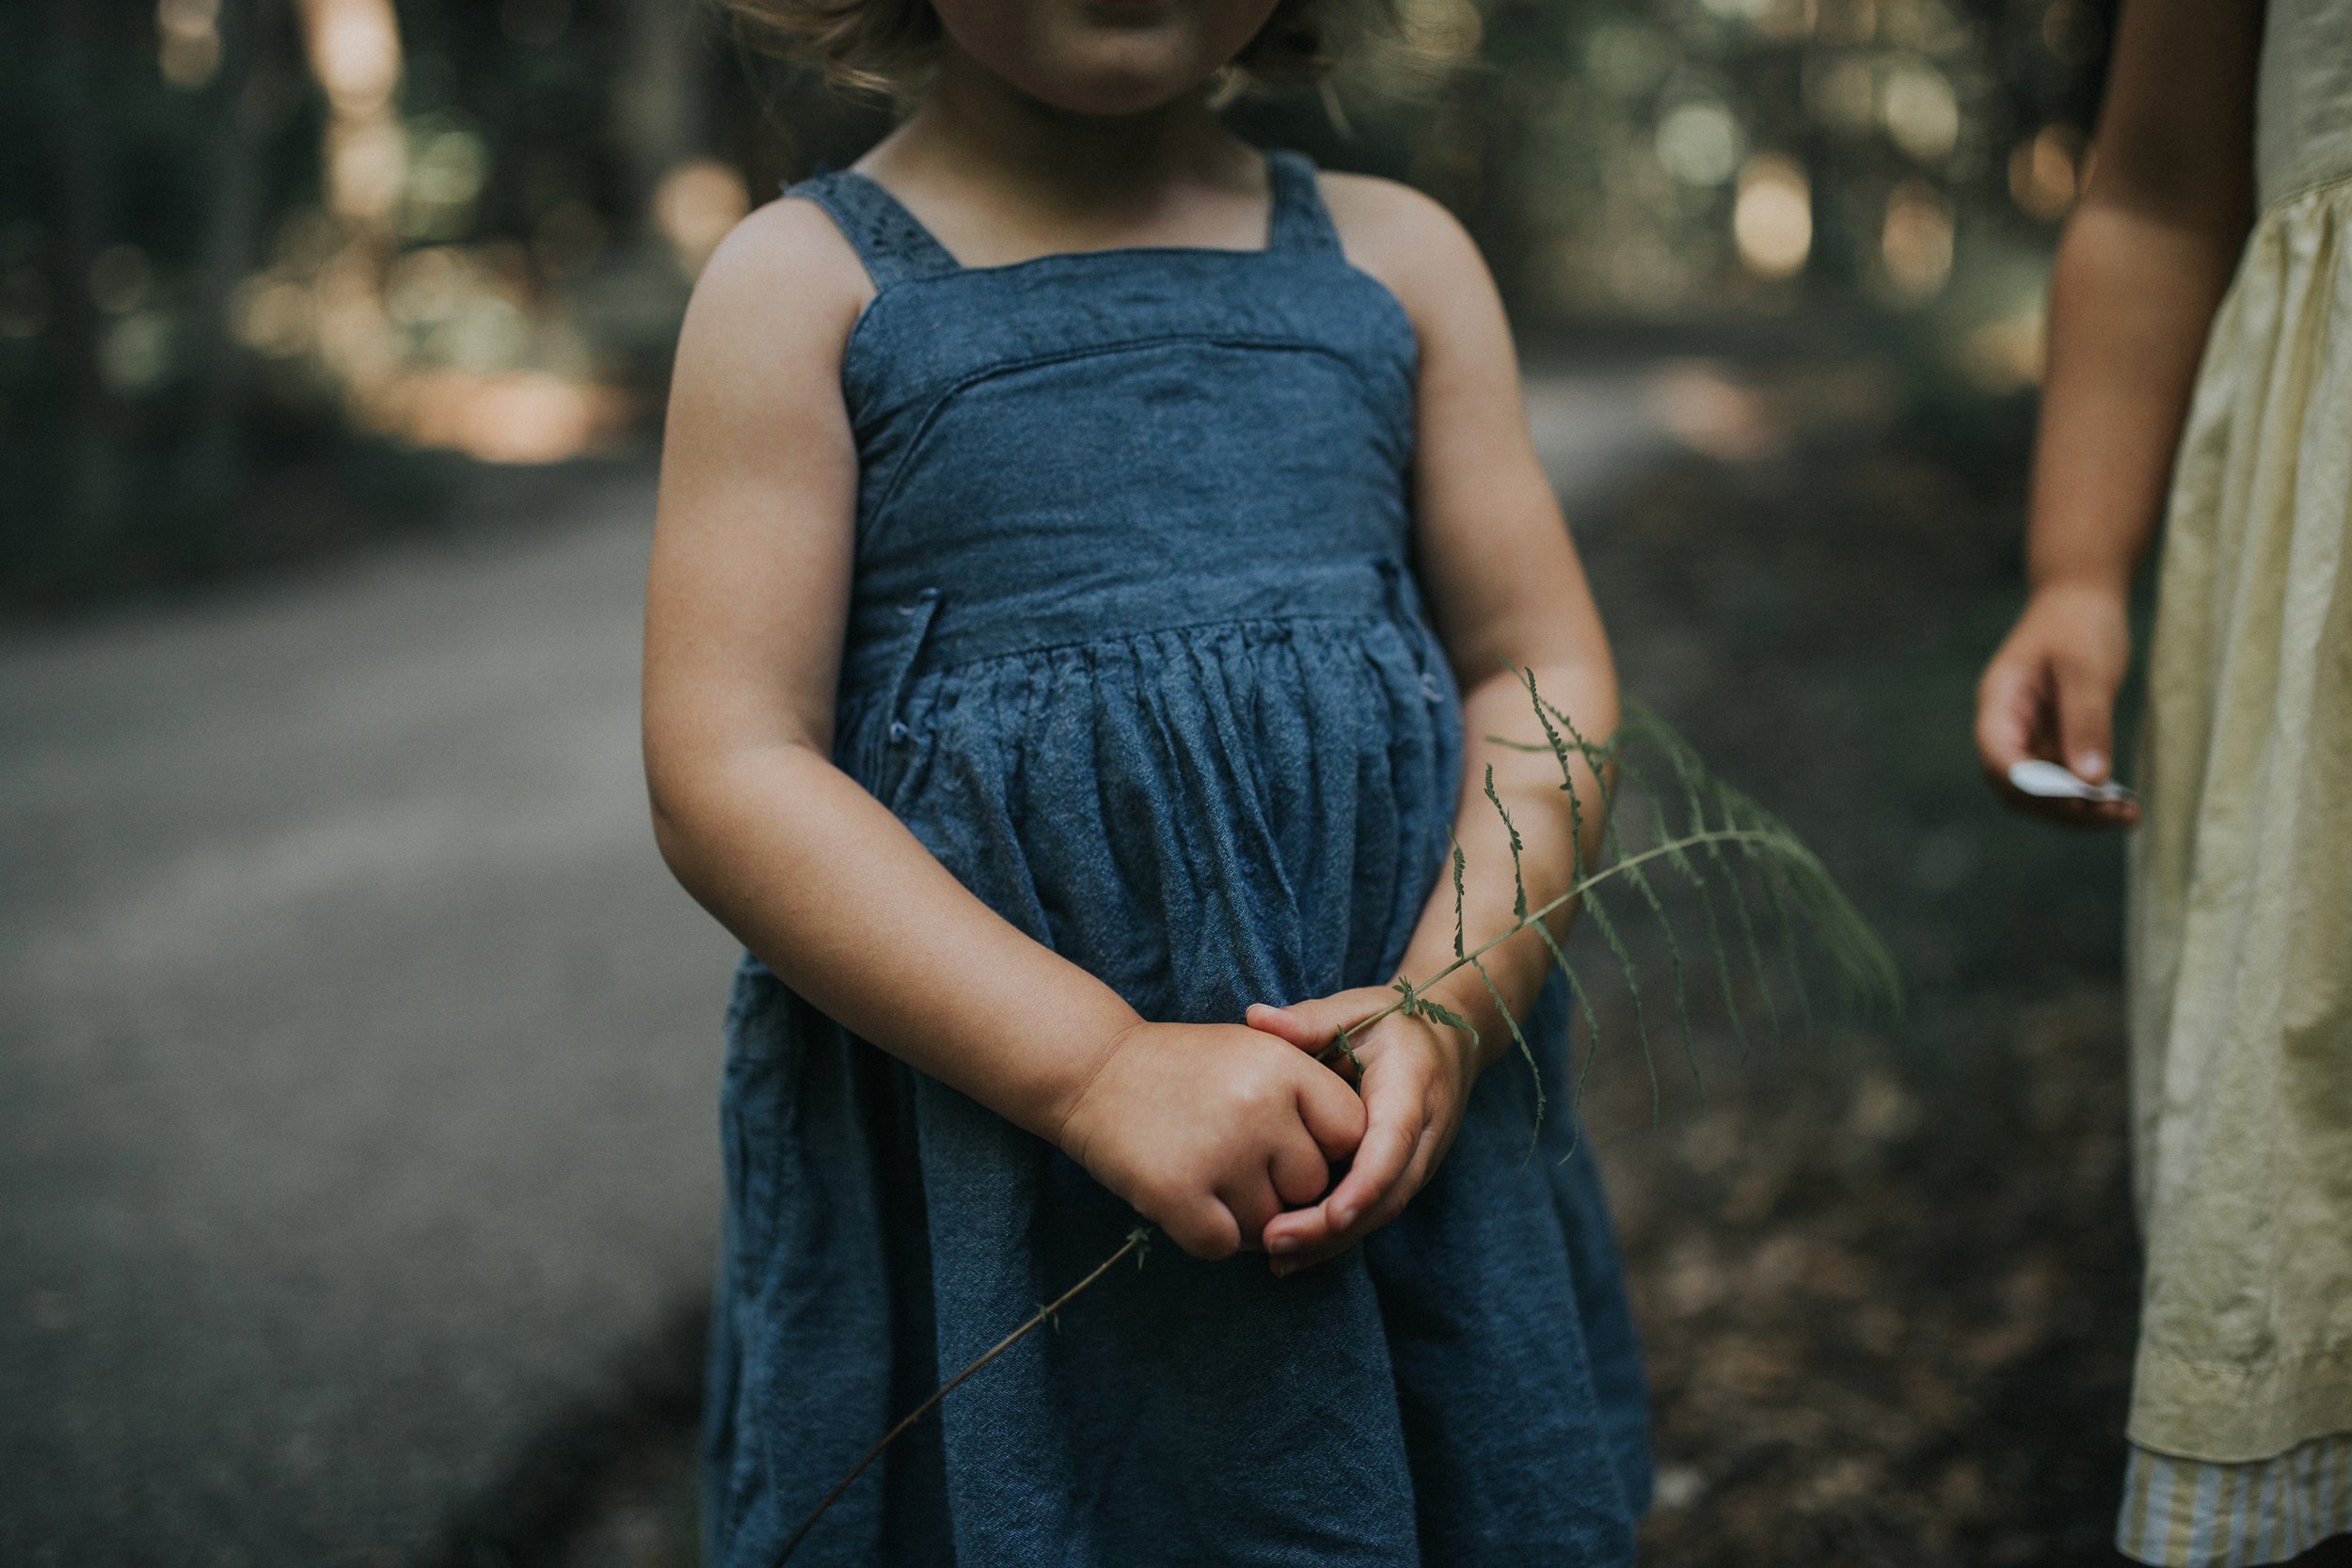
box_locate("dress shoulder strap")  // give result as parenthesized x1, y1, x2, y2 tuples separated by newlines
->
(1264, 149, 1343, 259)
(782, 169, 962, 289)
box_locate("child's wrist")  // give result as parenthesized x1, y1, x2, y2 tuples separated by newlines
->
(1024, 1006, 1148, 1153)
(1408, 966, 1515, 1073)
(2025, 563, 2134, 604)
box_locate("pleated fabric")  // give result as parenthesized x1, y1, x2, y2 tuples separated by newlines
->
(2122, 0, 2352, 1533)
(702, 150, 1651, 1568)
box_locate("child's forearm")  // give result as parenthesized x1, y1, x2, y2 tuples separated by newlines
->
(651, 743, 1140, 1141)
(1394, 657, 1617, 1065)
(2026, 200, 2243, 596)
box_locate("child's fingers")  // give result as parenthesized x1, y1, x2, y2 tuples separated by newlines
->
(1266, 1130, 1436, 1275)
(1268, 1135, 1332, 1210)
(2052, 659, 2118, 784)
(1247, 994, 1384, 1056)
(1244, 1002, 1320, 1046)
(1994, 779, 2138, 829)
(1216, 1173, 1284, 1253)
(1974, 652, 2046, 778)
(1294, 1066, 1367, 1164)
(1258, 1189, 1337, 1259)
(1161, 1196, 1246, 1261)
(1263, 1104, 1414, 1256)
(1322, 1106, 1416, 1230)
(1978, 654, 2138, 827)
(2050, 794, 2141, 829)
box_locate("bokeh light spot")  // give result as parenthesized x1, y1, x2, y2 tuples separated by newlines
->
(303, 0, 403, 117)
(2007, 125, 2081, 220)
(1879, 179, 1954, 300)
(1657, 101, 1743, 187)
(158, 0, 223, 88)
(1957, 296, 2047, 392)
(1734, 154, 1813, 279)
(1882, 62, 1959, 162)
(101, 312, 176, 392)
(654, 160, 751, 277)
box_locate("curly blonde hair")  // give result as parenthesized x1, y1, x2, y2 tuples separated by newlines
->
(723, 0, 1475, 102)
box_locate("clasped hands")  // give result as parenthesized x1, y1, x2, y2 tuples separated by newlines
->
(1052, 982, 1486, 1276)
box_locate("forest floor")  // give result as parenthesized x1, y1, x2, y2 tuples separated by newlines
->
(511, 360, 2145, 1568)
(1572, 363, 2142, 1568)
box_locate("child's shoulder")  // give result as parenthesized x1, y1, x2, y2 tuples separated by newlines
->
(1310, 169, 1498, 328)
(673, 194, 876, 383)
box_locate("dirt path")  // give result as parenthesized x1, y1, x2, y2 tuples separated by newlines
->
(0, 471, 739, 1564)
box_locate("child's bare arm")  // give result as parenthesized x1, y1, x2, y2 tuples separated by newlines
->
(1254, 179, 1619, 1269)
(1976, 0, 2262, 824)
(644, 204, 1359, 1258)
(645, 203, 1131, 1129)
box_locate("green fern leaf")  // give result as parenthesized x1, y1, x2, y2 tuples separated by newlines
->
(1469, 954, 1544, 1153)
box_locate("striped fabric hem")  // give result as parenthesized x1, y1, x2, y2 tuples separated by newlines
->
(2119, 1433, 2352, 1566)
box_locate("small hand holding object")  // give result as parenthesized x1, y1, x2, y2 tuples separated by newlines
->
(1244, 987, 1484, 1277)
(1975, 580, 2141, 828)
(1054, 1021, 1365, 1262)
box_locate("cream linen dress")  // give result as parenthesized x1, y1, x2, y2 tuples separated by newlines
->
(2118, 1, 2352, 1561)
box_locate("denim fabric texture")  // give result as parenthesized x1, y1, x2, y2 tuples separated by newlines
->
(705, 148, 1653, 1568)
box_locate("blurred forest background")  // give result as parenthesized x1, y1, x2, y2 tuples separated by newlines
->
(5, 3, 2152, 1562)
(3, 0, 2108, 606)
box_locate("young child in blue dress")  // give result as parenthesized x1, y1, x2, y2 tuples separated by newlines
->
(642, 1, 1651, 1561)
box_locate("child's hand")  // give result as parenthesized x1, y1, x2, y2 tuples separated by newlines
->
(1243, 988, 1481, 1276)
(1976, 580, 2141, 828)
(1054, 1022, 1365, 1262)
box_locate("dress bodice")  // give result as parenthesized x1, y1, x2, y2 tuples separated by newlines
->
(788, 151, 1424, 693)
(2255, 0, 2352, 209)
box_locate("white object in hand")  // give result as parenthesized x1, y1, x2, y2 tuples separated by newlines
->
(2008, 758, 2137, 804)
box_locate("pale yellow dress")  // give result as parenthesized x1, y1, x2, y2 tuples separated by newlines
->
(2119, 1, 2352, 1561)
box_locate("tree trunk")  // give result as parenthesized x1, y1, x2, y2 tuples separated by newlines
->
(43, 0, 116, 546)
(179, 0, 291, 517)
(613, 0, 709, 234)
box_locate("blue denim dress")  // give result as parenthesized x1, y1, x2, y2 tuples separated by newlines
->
(706, 150, 1652, 1568)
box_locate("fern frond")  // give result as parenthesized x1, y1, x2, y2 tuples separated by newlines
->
(1469, 955, 1543, 1156)
(1619, 847, 1704, 1098)
(1399, 979, 1480, 1049)
(1482, 765, 1529, 922)
(1628, 705, 1781, 1051)
(1449, 832, 1468, 959)
(1577, 879, 1658, 1120)
(1532, 916, 1608, 1162)
(1534, 689, 1710, 1096)
(1629, 747, 1749, 1061)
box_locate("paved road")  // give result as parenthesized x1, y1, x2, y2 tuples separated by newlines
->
(0, 472, 737, 1565)
(0, 372, 1682, 1565)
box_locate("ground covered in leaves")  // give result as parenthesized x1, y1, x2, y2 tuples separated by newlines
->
(1569, 362, 2141, 1566)
(503, 363, 2145, 1568)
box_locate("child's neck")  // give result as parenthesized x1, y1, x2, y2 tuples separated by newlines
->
(860, 51, 1267, 264)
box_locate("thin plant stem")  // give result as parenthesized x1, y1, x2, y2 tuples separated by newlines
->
(775, 1228, 1152, 1565)
(1321, 827, 1783, 1061)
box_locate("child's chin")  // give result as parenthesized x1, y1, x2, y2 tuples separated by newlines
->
(1017, 71, 1210, 119)
(1007, 37, 1225, 116)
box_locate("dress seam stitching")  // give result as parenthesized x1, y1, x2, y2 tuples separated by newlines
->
(837, 609, 1407, 693)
